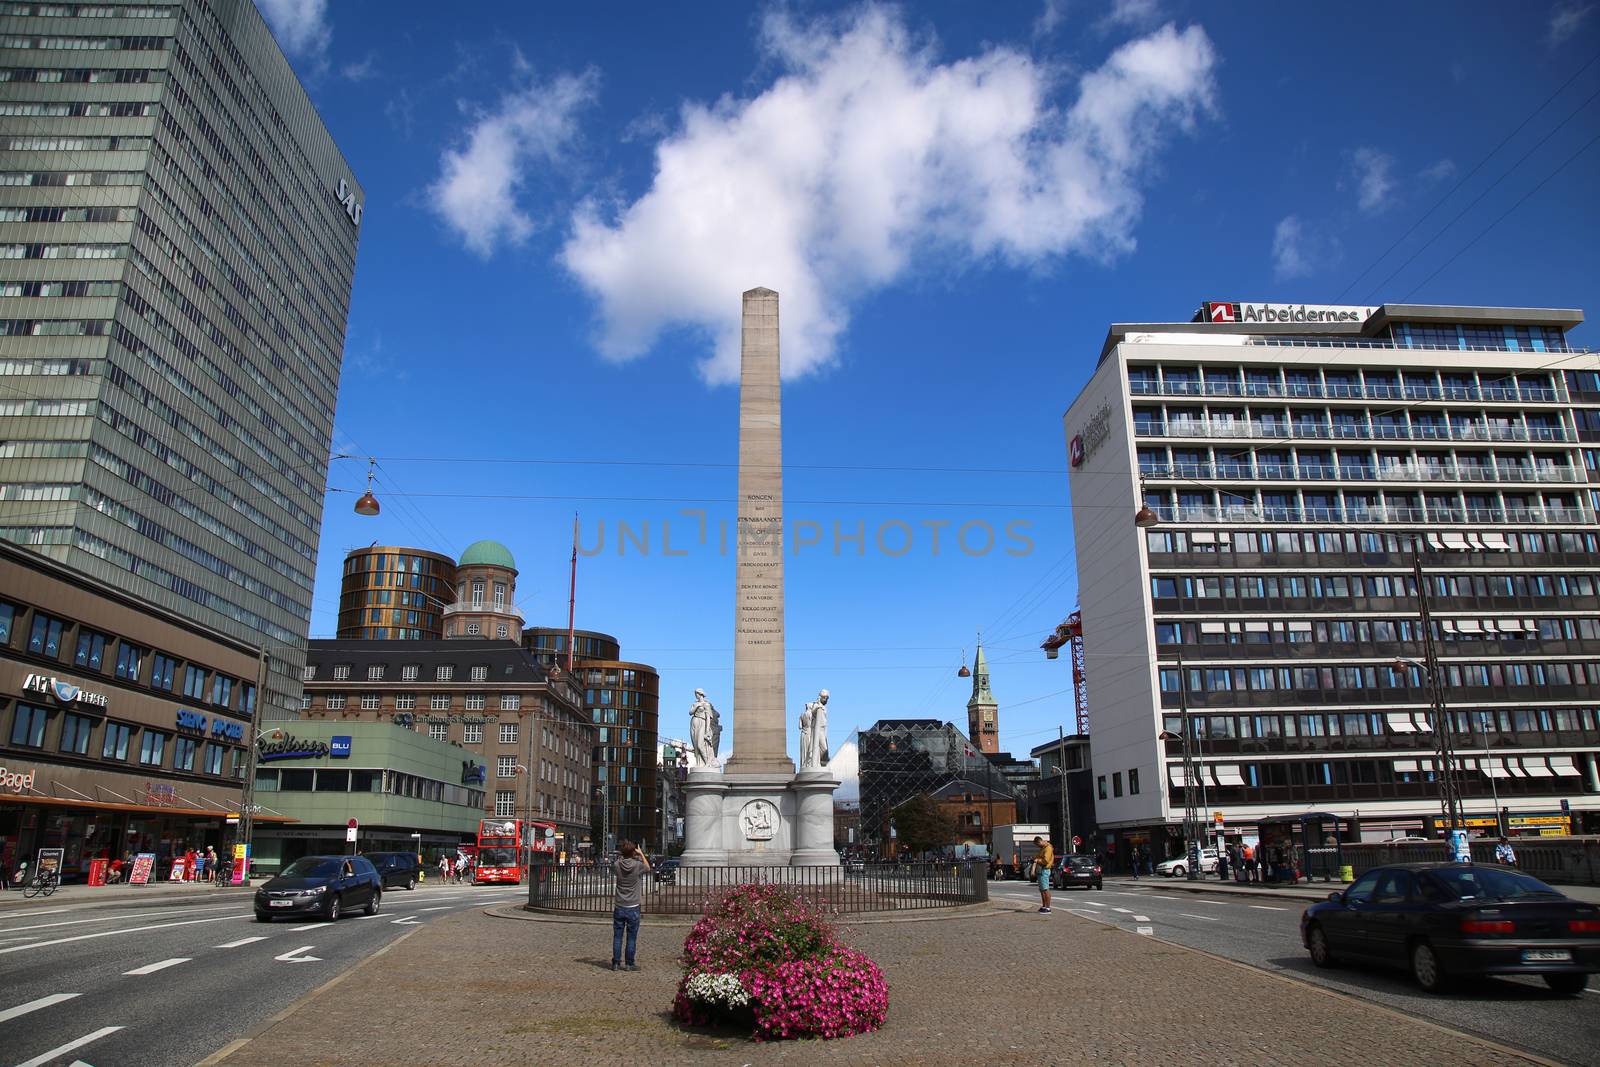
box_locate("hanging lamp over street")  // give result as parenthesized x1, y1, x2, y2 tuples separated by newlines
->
(354, 458, 380, 516)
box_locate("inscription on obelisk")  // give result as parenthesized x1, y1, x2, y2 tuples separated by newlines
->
(724, 287, 794, 777)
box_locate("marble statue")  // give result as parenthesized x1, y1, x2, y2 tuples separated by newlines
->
(689, 688, 721, 768)
(799, 689, 830, 769)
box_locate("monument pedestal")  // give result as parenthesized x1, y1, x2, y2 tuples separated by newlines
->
(679, 770, 840, 869)
(678, 770, 730, 867)
(789, 770, 842, 866)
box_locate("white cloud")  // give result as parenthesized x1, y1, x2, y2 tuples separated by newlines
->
(256, 0, 331, 66)
(428, 70, 600, 257)
(1350, 146, 1395, 213)
(1033, 0, 1068, 38)
(830, 739, 860, 801)
(340, 53, 378, 82)
(1272, 215, 1312, 280)
(563, 8, 1218, 383)
(1419, 158, 1456, 184)
(1548, 2, 1594, 45)
(1100, 0, 1164, 30)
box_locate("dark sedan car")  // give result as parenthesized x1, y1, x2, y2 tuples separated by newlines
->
(1053, 854, 1104, 891)
(256, 855, 382, 922)
(364, 851, 422, 890)
(653, 858, 681, 884)
(1301, 862, 1600, 995)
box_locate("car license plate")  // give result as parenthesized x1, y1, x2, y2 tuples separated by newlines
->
(269, 899, 293, 907)
(1522, 949, 1571, 962)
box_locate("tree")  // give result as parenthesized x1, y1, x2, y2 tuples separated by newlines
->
(890, 794, 957, 858)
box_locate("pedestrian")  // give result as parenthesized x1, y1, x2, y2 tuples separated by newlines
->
(1242, 842, 1257, 882)
(183, 847, 197, 882)
(1031, 835, 1054, 914)
(610, 839, 651, 971)
(194, 849, 207, 883)
(456, 854, 469, 884)
(1494, 836, 1517, 867)
(206, 846, 218, 882)
(438, 853, 451, 884)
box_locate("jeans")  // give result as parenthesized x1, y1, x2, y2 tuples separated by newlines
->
(612, 905, 641, 965)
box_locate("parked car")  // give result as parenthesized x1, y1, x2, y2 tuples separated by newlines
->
(1053, 853, 1103, 891)
(255, 855, 382, 922)
(1301, 862, 1600, 995)
(653, 858, 680, 884)
(363, 851, 422, 890)
(1157, 848, 1219, 878)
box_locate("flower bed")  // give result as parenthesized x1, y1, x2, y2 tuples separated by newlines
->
(672, 883, 888, 1041)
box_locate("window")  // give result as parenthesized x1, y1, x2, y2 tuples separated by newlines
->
(436, 665, 454, 681)
(332, 664, 351, 680)
(501, 693, 520, 711)
(1097, 775, 1107, 800)
(1129, 768, 1140, 795)
(366, 664, 384, 680)
(326, 693, 346, 710)
(465, 693, 486, 711)
(173, 736, 196, 771)
(495, 790, 515, 817)
(471, 665, 488, 681)
(496, 624, 508, 639)
(395, 693, 416, 710)
(466, 623, 480, 636)
(139, 730, 166, 766)
(429, 723, 447, 742)
(11, 702, 48, 747)
(430, 693, 450, 711)
(300, 694, 311, 711)
(73, 628, 108, 670)
(0, 601, 13, 645)
(27, 612, 67, 657)
(202, 743, 224, 775)
(302, 664, 316, 680)
(211, 674, 232, 707)
(182, 665, 206, 700)
(464, 723, 483, 743)
(114, 641, 144, 681)
(58, 712, 93, 754)
(498, 756, 517, 778)
(1112, 771, 1123, 798)
(360, 693, 380, 710)
(500, 723, 518, 744)
(92, 718, 130, 762)
(401, 664, 419, 681)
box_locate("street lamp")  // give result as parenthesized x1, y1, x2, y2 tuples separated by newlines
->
(1393, 657, 1497, 836)
(515, 763, 533, 874)
(354, 458, 381, 516)
(234, 721, 284, 884)
(1155, 650, 1207, 881)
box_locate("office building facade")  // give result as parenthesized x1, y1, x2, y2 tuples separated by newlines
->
(1065, 301, 1600, 862)
(336, 546, 456, 640)
(0, 0, 363, 721)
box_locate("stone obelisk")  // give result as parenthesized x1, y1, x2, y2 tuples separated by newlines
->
(724, 287, 795, 779)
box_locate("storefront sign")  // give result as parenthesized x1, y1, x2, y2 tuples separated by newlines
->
(176, 709, 207, 732)
(1202, 301, 1372, 325)
(211, 719, 244, 742)
(128, 853, 156, 885)
(22, 672, 108, 710)
(231, 843, 250, 885)
(1069, 401, 1112, 469)
(145, 782, 176, 806)
(461, 760, 486, 785)
(169, 857, 187, 881)
(393, 713, 492, 727)
(257, 733, 331, 762)
(35, 847, 63, 878)
(330, 735, 352, 759)
(0, 764, 36, 794)
(335, 177, 363, 227)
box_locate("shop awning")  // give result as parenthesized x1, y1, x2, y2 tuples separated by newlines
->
(1385, 712, 1418, 733)
(1519, 759, 1555, 778)
(1549, 756, 1582, 777)
(1167, 766, 1196, 787)
(0, 793, 297, 822)
(1212, 765, 1246, 786)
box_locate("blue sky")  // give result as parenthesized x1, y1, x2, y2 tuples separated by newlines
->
(261, 0, 1600, 782)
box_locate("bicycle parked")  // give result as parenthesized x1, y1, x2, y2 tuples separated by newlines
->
(22, 866, 59, 898)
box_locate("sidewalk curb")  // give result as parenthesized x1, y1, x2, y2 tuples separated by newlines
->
(493, 901, 1020, 928)
(1105, 879, 1334, 904)
(192, 927, 422, 1067)
(1066, 908, 1561, 1067)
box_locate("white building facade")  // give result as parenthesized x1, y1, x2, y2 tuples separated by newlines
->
(1065, 301, 1600, 863)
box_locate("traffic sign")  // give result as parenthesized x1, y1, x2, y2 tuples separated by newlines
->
(346, 817, 359, 844)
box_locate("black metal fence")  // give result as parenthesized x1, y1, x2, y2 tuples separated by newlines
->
(1341, 837, 1600, 886)
(527, 861, 988, 915)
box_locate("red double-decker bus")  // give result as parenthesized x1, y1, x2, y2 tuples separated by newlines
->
(475, 819, 524, 885)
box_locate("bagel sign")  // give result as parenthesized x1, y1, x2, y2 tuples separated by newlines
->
(0, 764, 36, 794)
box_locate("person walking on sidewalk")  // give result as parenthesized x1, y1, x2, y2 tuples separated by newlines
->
(1494, 836, 1518, 867)
(1032, 836, 1054, 913)
(610, 839, 651, 970)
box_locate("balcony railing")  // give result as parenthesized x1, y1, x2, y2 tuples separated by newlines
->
(1136, 420, 1571, 443)
(1145, 504, 1594, 526)
(1129, 379, 1563, 403)
(441, 601, 520, 616)
(1140, 462, 1584, 484)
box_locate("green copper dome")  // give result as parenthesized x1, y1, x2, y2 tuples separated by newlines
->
(458, 540, 516, 570)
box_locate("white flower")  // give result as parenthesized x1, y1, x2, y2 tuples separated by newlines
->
(684, 971, 750, 1009)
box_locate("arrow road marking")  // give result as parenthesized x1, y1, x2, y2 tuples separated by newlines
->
(214, 936, 268, 949)
(15, 1026, 123, 1067)
(274, 945, 321, 963)
(122, 958, 190, 976)
(390, 915, 423, 925)
(0, 993, 80, 1025)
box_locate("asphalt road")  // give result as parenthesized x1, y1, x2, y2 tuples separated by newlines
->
(991, 879, 1600, 1066)
(0, 882, 524, 1067)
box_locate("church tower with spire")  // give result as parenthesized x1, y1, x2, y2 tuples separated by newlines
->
(966, 641, 999, 754)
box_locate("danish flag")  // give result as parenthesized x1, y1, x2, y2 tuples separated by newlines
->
(1208, 302, 1238, 323)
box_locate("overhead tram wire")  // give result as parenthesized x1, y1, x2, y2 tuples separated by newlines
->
(1333, 51, 1600, 303)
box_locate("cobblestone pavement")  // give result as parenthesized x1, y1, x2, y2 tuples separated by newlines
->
(213, 902, 1553, 1067)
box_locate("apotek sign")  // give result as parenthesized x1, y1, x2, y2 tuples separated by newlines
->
(1203, 301, 1372, 325)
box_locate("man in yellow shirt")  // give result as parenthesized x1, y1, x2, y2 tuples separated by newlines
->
(1033, 836, 1055, 913)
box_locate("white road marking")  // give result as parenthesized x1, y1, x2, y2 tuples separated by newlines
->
(1136, 926, 1154, 936)
(1248, 905, 1288, 912)
(273, 945, 320, 963)
(122, 957, 190, 976)
(1145, 895, 1179, 900)
(0, 906, 77, 921)
(0, 936, 40, 946)
(418, 906, 455, 912)
(1082, 901, 1106, 908)
(15, 1026, 123, 1067)
(1132, 915, 1151, 922)
(289, 923, 324, 931)
(214, 936, 268, 949)
(1180, 913, 1220, 922)
(390, 915, 423, 925)
(1111, 907, 1133, 914)
(0, 914, 242, 956)
(0, 993, 80, 1025)
(0, 904, 238, 934)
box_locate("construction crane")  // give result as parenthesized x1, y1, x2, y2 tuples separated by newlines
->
(1040, 611, 1089, 735)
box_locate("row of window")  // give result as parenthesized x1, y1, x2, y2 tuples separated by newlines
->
(0, 34, 167, 49)
(1144, 528, 1600, 556)
(1155, 615, 1600, 648)
(448, 620, 511, 639)
(251, 767, 484, 808)
(1140, 488, 1585, 525)
(420, 721, 521, 745)
(9, 702, 237, 777)
(0, 280, 121, 297)
(342, 552, 452, 576)
(0, 6, 175, 19)
(3, 600, 253, 713)
(494, 789, 590, 821)
(313, 662, 515, 682)
(1151, 571, 1600, 601)
(1128, 361, 1562, 397)
(316, 692, 523, 713)
(1159, 757, 1586, 792)
(0, 68, 162, 84)
(3, 135, 151, 152)
(1158, 660, 1600, 697)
